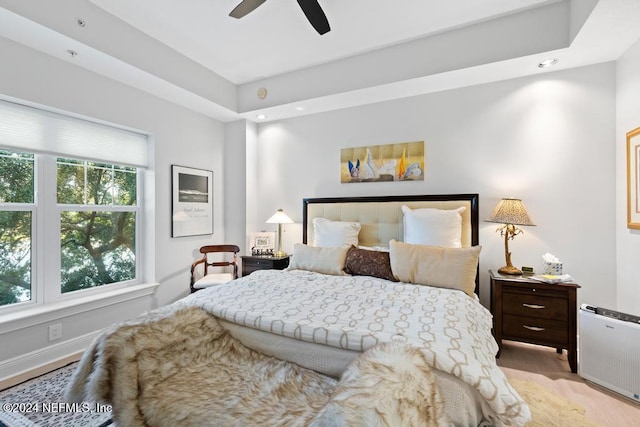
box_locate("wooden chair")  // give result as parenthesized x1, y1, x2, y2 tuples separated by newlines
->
(190, 244, 240, 293)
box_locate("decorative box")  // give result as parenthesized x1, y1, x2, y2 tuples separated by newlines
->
(543, 261, 563, 275)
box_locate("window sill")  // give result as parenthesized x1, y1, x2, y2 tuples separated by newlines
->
(0, 282, 159, 333)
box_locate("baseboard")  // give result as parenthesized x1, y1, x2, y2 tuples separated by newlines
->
(0, 330, 99, 390)
(0, 352, 82, 391)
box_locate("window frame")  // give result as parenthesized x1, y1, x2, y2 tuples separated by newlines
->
(0, 151, 143, 313)
(55, 155, 142, 302)
(0, 149, 37, 312)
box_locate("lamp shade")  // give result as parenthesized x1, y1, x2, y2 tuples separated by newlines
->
(486, 198, 535, 226)
(266, 209, 293, 224)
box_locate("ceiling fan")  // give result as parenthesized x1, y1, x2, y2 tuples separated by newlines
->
(229, 0, 331, 35)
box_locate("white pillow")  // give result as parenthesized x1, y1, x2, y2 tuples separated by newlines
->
(287, 243, 349, 275)
(389, 240, 480, 297)
(313, 218, 361, 247)
(402, 205, 465, 248)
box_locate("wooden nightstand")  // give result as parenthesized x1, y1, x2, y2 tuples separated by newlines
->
(241, 255, 290, 276)
(489, 270, 581, 373)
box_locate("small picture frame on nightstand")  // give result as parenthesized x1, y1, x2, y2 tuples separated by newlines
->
(249, 232, 275, 256)
(521, 266, 534, 275)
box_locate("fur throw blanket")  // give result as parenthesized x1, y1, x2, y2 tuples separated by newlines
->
(65, 306, 449, 427)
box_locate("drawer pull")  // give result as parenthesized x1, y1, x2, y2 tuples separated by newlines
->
(523, 303, 546, 309)
(523, 325, 545, 332)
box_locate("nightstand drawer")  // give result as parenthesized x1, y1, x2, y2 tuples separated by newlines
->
(503, 292, 568, 321)
(246, 259, 274, 268)
(503, 314, 568, 344)
(241, 255, 289, 276)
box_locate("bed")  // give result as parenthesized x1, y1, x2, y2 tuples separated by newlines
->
(66, 194, 530, 427)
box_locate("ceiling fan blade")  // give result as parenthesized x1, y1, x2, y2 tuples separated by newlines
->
(229, 0, 267, 19)
(296, 0, 330, 34)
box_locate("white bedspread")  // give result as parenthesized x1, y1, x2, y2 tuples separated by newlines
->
(178, 269, 530, 426)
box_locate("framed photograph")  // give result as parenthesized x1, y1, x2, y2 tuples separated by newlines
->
(171, 165, 213, 237)
(249, 232, 275, 255)
(627, 127, 640, 230)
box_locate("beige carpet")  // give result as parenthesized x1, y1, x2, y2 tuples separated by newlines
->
(510, 378, 601, 427)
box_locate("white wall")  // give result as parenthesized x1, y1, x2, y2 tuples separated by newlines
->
(254, 63, 617, 308)
(0, 36, 226, 376)
(616, 38, 640, 316)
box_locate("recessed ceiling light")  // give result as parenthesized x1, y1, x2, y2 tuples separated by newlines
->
(295, 106, 304, 111)
(538, 58, 558, 68)
(256, 114, 267, 120)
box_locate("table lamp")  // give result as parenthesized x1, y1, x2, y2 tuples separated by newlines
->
(485, 198, 535, 275)
(266, 209, 293, 257)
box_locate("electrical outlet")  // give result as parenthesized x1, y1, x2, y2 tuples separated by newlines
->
(48, 323, 62, 341)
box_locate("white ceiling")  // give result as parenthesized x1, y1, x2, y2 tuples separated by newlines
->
(1, 0, 640, 123)
(88, 0, 555, 85)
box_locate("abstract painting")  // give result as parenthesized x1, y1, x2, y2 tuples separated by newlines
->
(340, 141, 424, 183)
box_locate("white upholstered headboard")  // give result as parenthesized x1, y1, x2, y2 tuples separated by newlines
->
(302, 194, 480, 293)
(303, 194, 479, 248)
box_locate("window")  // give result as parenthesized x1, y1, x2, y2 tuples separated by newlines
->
(58, 158, 138, 294)
(0, 151, 140, 308)
(0, 97, 148, 310)
(0, 150, 34, 306)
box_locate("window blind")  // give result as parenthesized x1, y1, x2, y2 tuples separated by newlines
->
(0, 98, 148, 167)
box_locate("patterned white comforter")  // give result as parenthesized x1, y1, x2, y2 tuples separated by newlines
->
(178, 269, 530, 426)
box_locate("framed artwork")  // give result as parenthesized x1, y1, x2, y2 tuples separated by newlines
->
(627, 127, 640, 229)
(249, 232, 276, 255)
(171, 165, 213, 237)
(340, 141, 425, 183)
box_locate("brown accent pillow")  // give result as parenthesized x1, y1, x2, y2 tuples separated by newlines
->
(343, 246, 398, 282)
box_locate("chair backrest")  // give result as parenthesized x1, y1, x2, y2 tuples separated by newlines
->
(199, 244, 240, 278)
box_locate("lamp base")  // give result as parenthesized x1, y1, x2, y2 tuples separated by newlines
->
(498, 265, 522, 275)
(274, 251, 287, 258)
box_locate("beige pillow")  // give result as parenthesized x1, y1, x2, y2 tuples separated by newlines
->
(389, 240, 480, 296)
(287, 243, 349, 275)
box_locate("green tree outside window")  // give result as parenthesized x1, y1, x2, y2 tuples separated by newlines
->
(0, 150, 33, 306)
(57, 158, 137, 294)
(0, 151, 138, 307)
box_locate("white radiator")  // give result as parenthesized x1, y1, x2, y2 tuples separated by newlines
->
(579, 304, 640, 402)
